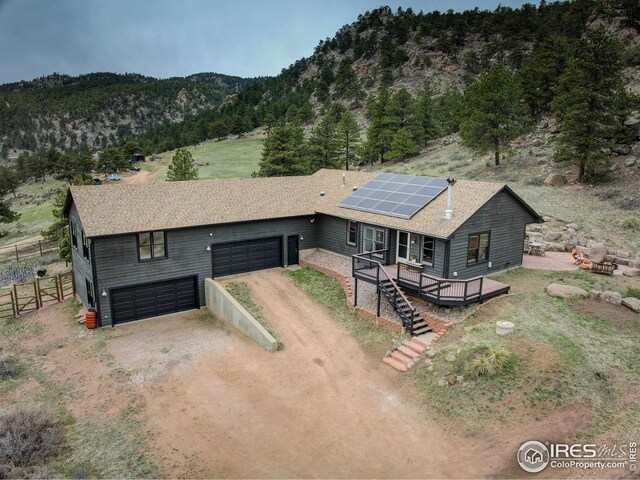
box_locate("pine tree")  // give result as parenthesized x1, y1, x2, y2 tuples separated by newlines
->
(307, 116, 340, 172)
(388, 127, 420, 160)
(390, 87, 423, 150)
(0, 166, 20, 198)
(365, 86, 396, 163)
(552, 28, 627, 183)
(167, 148, 199, 181)
(335, 57, 357, 98)
(336, 112, 361, 171)
(415, 84, 440, 143)
(254, 123, 310, 177)
(460, 66, 529, 166)
(42, 189, 71, 263)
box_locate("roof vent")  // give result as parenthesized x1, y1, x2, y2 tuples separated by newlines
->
(320, 191, 325, 197)
(444, 177, 456, 220)
(352, 186, 358, 191)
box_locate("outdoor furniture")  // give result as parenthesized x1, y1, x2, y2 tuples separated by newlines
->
(527, 242, 546, 256)
(591, 261, 615, 276)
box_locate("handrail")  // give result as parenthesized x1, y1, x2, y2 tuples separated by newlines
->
(352, 250, 416, 332)
(395, 264, 486, 304)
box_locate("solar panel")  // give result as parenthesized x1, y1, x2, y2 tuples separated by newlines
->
(339, 173, 449, 219)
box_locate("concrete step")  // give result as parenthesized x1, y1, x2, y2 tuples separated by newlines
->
(383, 356, 408, 372)
(391, 350, 413, 364)
(404, 340, 426, 354)
(397, 345, 420, 358)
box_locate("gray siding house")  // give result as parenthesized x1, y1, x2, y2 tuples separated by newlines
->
(64, 169, 541, 328)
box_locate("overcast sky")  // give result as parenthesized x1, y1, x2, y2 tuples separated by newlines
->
(0, 0, 534, 84)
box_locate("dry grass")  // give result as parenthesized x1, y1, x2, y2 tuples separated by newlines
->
(0, 405, 64, 476)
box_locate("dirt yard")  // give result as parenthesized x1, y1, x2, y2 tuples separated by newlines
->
(3, 268, 632, 478)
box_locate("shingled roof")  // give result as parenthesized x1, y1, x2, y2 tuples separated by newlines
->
(65, 169, 536, 239)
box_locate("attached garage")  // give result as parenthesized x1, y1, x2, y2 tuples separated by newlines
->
(212, 236, 282, 278)
(111, 276, 198, 325)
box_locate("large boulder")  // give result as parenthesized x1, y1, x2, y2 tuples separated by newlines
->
(545, 242, 567, 252)
(601, 291, 622, 306)
(612, 144, 632, 155)
(625, 157, 637, 167)
(587, 246, 607, 263)
(624, 112, 640, 126)
(546, 284, 588, 298)
(623, 268, 640, 277)
(622, 297, 640, 313)
(544, 174, 567, 186)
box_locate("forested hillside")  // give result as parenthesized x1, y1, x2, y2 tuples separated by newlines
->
(0, 72, 254, 155)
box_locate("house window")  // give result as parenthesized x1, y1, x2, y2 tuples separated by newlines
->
(422, 236, 435, 266)
(71, 222, 77, 248)
(347, 220, 357, 246)
(138, 231, 166, 260)
(363, 226, 385, 252)
(81, 230, 90, 261)
(467, 232, 490, 265)
(85, 278, 95, 308)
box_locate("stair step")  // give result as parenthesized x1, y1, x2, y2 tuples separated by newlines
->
(404, 340, 426, 354)
(412, 325, 433, 335)
(397, 345, 420, 358)
(411, 336, 429, 348)
(391, 350, 413, 364)
(383, 356, 408, 372)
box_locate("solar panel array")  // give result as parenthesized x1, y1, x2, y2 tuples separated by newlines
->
(339, 173, 449, 219)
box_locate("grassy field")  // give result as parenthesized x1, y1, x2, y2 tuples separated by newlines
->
(412, 268, 640, 442)
(0, 179, 66, 248)
(153, 133, 265, 181)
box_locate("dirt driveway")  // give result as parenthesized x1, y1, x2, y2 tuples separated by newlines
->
(109, 269, 509, 478)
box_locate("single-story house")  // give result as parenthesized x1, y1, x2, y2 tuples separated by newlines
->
(63, 169, 541, 330)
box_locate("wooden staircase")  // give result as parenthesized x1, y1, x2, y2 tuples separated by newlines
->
(379, 274, 432, 336)
(383, 336, 430, 372)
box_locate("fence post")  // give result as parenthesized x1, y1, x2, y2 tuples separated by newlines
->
(13, 284, 18, 314)
(34, 280, 40, 309)
(57, 273, 63, 300)
(11, 290, 17, 318)
(14, 245, 19, 262)
(39, 240, 43, 256)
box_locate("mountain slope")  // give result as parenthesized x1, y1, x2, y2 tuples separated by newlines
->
(0, 72, 254, 155)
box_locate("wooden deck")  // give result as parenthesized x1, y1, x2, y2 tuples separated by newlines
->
(353, 263, 510, 307)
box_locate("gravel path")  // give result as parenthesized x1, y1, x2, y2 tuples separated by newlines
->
(304, 250, 473, 323)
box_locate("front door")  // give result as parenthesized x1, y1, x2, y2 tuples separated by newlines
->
(287, 235, 299, 266)
(396, 231, 410, 262)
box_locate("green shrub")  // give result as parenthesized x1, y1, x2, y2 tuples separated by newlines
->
(613, 196, 640, 211)
(622, 45, 640, 67)
(464, 346, 516, 377)
(622, 217, 640, 231)
(524, 176, 545, 186)
(625, 288, 640, 300)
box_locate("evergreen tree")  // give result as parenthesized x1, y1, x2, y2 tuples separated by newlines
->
(336, 111, 361, 171)
(365, 86, 396, 163)
(460, 65, 529, 165)
(335, 57, 357, 98)
(552, 28, 627, 183)
(167, 148, 199, 181)
(99, 146, 128, 173)
(390, 88, 423, 149)
(52, 151, 95, 184)
(254, 123, 310, 177)
(415, 84, 440, 143)
(388, 127, 420, 160)
(307, 116, 340, 172)
(209, 120, 230, 140)
(0, 166, 20, 198)
(42, 189, 71, 263)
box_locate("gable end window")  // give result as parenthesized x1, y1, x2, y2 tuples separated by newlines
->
(85, 278, 95, 308)
(347, 220, 357, 246)
(422, 236, 435, 266)
(467, 232, 490, 265)
(138, 231, 166, 260)
(71, 222, 78, 248)
(81, 230, 90, 261)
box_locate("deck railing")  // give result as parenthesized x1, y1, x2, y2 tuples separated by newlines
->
(352, 250, 416, 332)
(396, 262, 484, 306)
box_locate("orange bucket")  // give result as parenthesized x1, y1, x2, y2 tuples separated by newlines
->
(85, 309, 97, 329)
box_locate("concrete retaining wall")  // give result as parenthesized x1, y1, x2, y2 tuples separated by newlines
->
(204, 278, 278, 352)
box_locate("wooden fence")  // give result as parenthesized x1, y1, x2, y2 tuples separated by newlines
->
(0, 271, 75, 320)
(0, 239, 59, 264)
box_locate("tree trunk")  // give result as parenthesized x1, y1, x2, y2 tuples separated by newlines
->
(577, 159, 585, 182)
(494, 139, 500, 166)
(345, 142, 350, 171)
